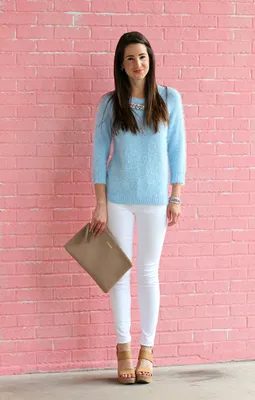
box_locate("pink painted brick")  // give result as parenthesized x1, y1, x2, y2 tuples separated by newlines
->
(1, 0, 255, 376)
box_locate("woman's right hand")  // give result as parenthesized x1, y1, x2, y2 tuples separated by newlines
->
(89, 202, 107, 236)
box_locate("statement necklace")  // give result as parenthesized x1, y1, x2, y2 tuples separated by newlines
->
(130, 103, 145, 111)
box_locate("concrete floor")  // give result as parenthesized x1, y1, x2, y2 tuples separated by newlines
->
(0, 361, 255, 400)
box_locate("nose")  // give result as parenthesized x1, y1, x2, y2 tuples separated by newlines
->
(134, 58, 141, 69)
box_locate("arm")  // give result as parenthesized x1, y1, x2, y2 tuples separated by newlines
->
(167, 89, 186, 226)
(167, 89, 186, 189)
(91, 95, 112, 235)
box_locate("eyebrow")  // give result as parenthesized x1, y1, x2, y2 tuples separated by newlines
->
(125, 53, 147, 58)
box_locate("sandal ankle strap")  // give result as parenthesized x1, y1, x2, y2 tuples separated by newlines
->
(117, 350, 132, 361)
(138, 349, 153, 363)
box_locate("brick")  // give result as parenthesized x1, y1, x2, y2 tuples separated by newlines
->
(231, 305, 255, 317)
(17, 286, 53, 300)
(229, 330, 255, 341)
(17, 339, 52, 352)
(182, 67, 215, 79)
(0, 25, 15, 38)
(199, 28, 233, 41)
(217, 67, 251, 79)
(55, 54, 90, 66)
(37, 93, 73, 105)
(165, 28, 198, 40)
(183, 41, 217, 54)
(37, 351, 71, 364)
(183, 15, 217, 27)
(112, 14, 147, 26)
(18, 79, 55, 91)
(37, 13, 73, 25)
(16, 0, 52, 11)
(194, 331, 227, 343)
(0, 0, 15, 11)
(213, 293, 246, 306)
(218, 16, 253, 28)
(91, 27, 128, 40)
(18, 106, 54, 118)
(76, 14, 111, 26)
(37, 326, 72, 338)
(1, 327, 35, 340)
(55, 27, 89, 39)
(0, 39, 36, 52)
(37, 67, 73, 79)
(200, 54, 233, 67)
(17, 53, 54, 66)
(165, 54, 199, 67)
(217, 93, 252, 105)
(178, 343, 212, 357)
(236, 4, 255, 15)
(0, 13, 36, 24)
(17, 26, 53, 39)
(214, 243, 248, 256)
(37, 301, 72, 314)
(178, 294, 213, 306)
(213, 342, 246, 356)
(221, 41, 251, 54)
(1, 353, 36, 367)
(74, 67, 109, 79)
(54, 0, 90, 11)
(38, 39, 73, 52)
(200, 3, 235, 14)
(213, 317, 246, 329)
(74, 40, 110, 53)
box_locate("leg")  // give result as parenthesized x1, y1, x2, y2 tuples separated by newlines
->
(107, 201, 134, 344)
(135, 205, 167, 382)
(107, 202, 135, 383)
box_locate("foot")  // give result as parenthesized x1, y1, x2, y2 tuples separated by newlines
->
(136, 346, 153, 377)
(117, 343, 136, 380)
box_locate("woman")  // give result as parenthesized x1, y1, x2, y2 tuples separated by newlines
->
(90, 31, 186, 384)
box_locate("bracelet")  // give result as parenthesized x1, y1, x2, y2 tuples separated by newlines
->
(169, 196, 181, 204)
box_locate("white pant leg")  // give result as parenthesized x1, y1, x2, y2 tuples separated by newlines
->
(107, 202, 134, 344)
(135, 205, 167, 346)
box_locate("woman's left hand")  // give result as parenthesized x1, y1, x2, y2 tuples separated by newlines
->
(167, 202, 181, 227)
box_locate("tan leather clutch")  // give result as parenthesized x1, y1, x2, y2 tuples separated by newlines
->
(64, 222, 132, 293)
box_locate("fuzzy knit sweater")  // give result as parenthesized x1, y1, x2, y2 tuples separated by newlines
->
(92, 85, 186, 205)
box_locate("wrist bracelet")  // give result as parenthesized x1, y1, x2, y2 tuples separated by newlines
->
(169, 196, 181, 204)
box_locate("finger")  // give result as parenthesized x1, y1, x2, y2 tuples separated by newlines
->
(97, 223, 106, 236)
(89, 219, 96, 231)
(92, 222, 101, 236)
(94, 222, 104, 236)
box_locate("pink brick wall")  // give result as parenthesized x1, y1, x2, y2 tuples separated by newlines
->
(1, 0, 255, 375)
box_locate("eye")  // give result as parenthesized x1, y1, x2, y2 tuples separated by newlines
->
(140, 55, 146, 59)
(127, 57, 133, 61)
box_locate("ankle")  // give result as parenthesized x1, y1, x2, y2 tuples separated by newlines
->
(140, 345, 153, 352)
(117, 343, 131, 352)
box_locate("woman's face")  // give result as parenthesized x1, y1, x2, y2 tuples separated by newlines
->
(122, 43, 150, 83)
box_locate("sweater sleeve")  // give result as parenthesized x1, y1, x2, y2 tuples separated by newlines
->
(167, 88, 186, 185)
(92, 94, 112, 185)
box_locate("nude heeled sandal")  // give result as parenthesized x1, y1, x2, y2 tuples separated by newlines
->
(136, 349, 153, 384)
(116, 347, 136, 385)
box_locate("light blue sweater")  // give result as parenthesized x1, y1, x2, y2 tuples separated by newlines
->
(92, 85, 186, 206)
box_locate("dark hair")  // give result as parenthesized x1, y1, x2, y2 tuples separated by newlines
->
(108, 31, 169, 135)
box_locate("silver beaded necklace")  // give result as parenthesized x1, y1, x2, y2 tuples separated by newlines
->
(130, 102, 145, 111)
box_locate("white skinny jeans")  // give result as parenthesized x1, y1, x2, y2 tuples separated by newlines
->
(107, 201, 167, 347)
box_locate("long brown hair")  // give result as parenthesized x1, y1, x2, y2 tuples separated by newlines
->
(108, 31, 169, 135)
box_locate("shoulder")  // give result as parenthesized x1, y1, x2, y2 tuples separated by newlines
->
(157, 85, 182, 112)
(97, 91, 114, 119)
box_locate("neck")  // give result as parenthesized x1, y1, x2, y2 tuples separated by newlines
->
(130, 79, 145, 99)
